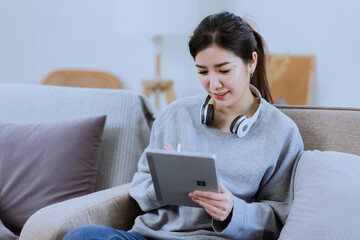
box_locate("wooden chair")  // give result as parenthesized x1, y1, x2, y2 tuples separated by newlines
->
(266, 55, 315, 105)
(141, 54, 176, 109)
(142, 80, 175, 109)
(42, 70, 122, 89)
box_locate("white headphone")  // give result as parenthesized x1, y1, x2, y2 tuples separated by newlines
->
(200, 84, 263, 138)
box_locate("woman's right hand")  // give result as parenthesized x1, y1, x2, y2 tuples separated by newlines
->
(164, 144, 175, 151)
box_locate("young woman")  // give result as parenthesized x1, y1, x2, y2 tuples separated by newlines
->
(64, 11, 303, 240)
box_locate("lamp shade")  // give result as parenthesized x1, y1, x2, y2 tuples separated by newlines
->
(115, 0, 200, 37)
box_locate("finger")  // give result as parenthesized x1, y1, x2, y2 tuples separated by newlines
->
(192, 194, 229, 210)
(164, 144, 175, 151)
(191, 190, 234, 212)
(219, 182, 229, 194)
(192, 197, 228, 221)
(192, 196, 219, 213)
(191, 190, 223, 201)
(197, 193, 226, 203)
(205, 208, 225, 221)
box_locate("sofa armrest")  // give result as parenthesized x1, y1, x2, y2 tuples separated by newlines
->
(20, 183, 142, 240)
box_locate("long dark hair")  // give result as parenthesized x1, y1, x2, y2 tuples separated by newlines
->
(188, 12, 273, 103)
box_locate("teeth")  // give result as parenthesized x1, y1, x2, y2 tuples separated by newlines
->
(215, 92, 225, 96)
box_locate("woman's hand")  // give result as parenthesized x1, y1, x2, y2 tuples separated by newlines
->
(164, 145, 233, 221)
(189, 183, 234, 222)
(164, 144, 175, 151)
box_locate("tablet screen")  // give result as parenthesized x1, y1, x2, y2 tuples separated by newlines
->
(146, 149, 219, 207)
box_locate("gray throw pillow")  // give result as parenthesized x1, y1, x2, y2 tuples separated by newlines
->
(0, 115, 106, 237)
(279, 150, 360, 240)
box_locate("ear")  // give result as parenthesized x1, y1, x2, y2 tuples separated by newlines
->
(249, 51, 258, 74)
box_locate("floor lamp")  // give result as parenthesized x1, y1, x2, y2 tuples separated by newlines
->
(142, 35, 175, 109)
(115, 0, 199, 109)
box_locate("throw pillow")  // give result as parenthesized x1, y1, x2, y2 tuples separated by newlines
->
(0, 115, 106, 237)
(279, 150, 360, 239)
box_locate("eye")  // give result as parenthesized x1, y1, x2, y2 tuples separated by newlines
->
(198, 71, 208, 75)
(219, 69, 230, 74)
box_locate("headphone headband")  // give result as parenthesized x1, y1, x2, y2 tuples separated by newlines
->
(234, 84, 263, 137)
(200, 84, 263, 138)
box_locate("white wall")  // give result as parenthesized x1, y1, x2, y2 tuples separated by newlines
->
(233, 0, 360, 107)
(0, 0, 359, 108)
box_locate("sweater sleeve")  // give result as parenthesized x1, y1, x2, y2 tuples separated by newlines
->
(129, 119, 167, 212)
(212, 125, 304, 239)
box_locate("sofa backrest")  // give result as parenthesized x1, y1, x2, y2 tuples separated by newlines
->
(277, 105, 360, 156)
(0, 84, 157, 191)
(3, 85, 358, 190)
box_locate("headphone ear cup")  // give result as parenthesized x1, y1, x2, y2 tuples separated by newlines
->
(205, 104, 214, 125)
(200, 106, 205, 124)
(230, 115, 247, 134)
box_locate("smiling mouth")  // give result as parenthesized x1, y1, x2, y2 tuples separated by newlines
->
(213, 91, 229, 100)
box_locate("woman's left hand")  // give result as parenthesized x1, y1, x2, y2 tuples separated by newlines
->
(189, 183, 234, 221)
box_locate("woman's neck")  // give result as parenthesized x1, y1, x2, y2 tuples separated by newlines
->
(212, 90, 259, 133)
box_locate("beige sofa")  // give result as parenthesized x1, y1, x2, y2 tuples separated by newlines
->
(17, 88, 360, 239)
(0, 84, 156, 239)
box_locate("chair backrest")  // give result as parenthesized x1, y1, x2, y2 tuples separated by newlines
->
(0, 84, 157, 190)
(42, 70, 122, 89)
(277, 105, 360, 156)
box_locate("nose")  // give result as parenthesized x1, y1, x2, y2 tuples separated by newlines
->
(209, 73, 222, 89)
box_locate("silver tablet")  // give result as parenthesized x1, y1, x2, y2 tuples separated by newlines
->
(146, 149, 219, 208)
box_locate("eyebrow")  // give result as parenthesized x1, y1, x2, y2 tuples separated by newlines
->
(196, 62, 232, 68)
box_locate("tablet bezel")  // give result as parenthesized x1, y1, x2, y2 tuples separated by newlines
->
(146, 149, 219, 208)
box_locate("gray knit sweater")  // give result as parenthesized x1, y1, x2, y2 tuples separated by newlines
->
(129, 95, 303, 240)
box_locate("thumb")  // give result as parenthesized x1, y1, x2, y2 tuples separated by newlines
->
(219, 182, 228, 194)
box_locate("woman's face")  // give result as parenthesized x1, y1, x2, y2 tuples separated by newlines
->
(195, 45, 256, 111)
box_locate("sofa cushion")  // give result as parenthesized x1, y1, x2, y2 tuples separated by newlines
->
(279, 150, 360, 239)
(0, 115, 106, 237)
(0, 219, 17, 240)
